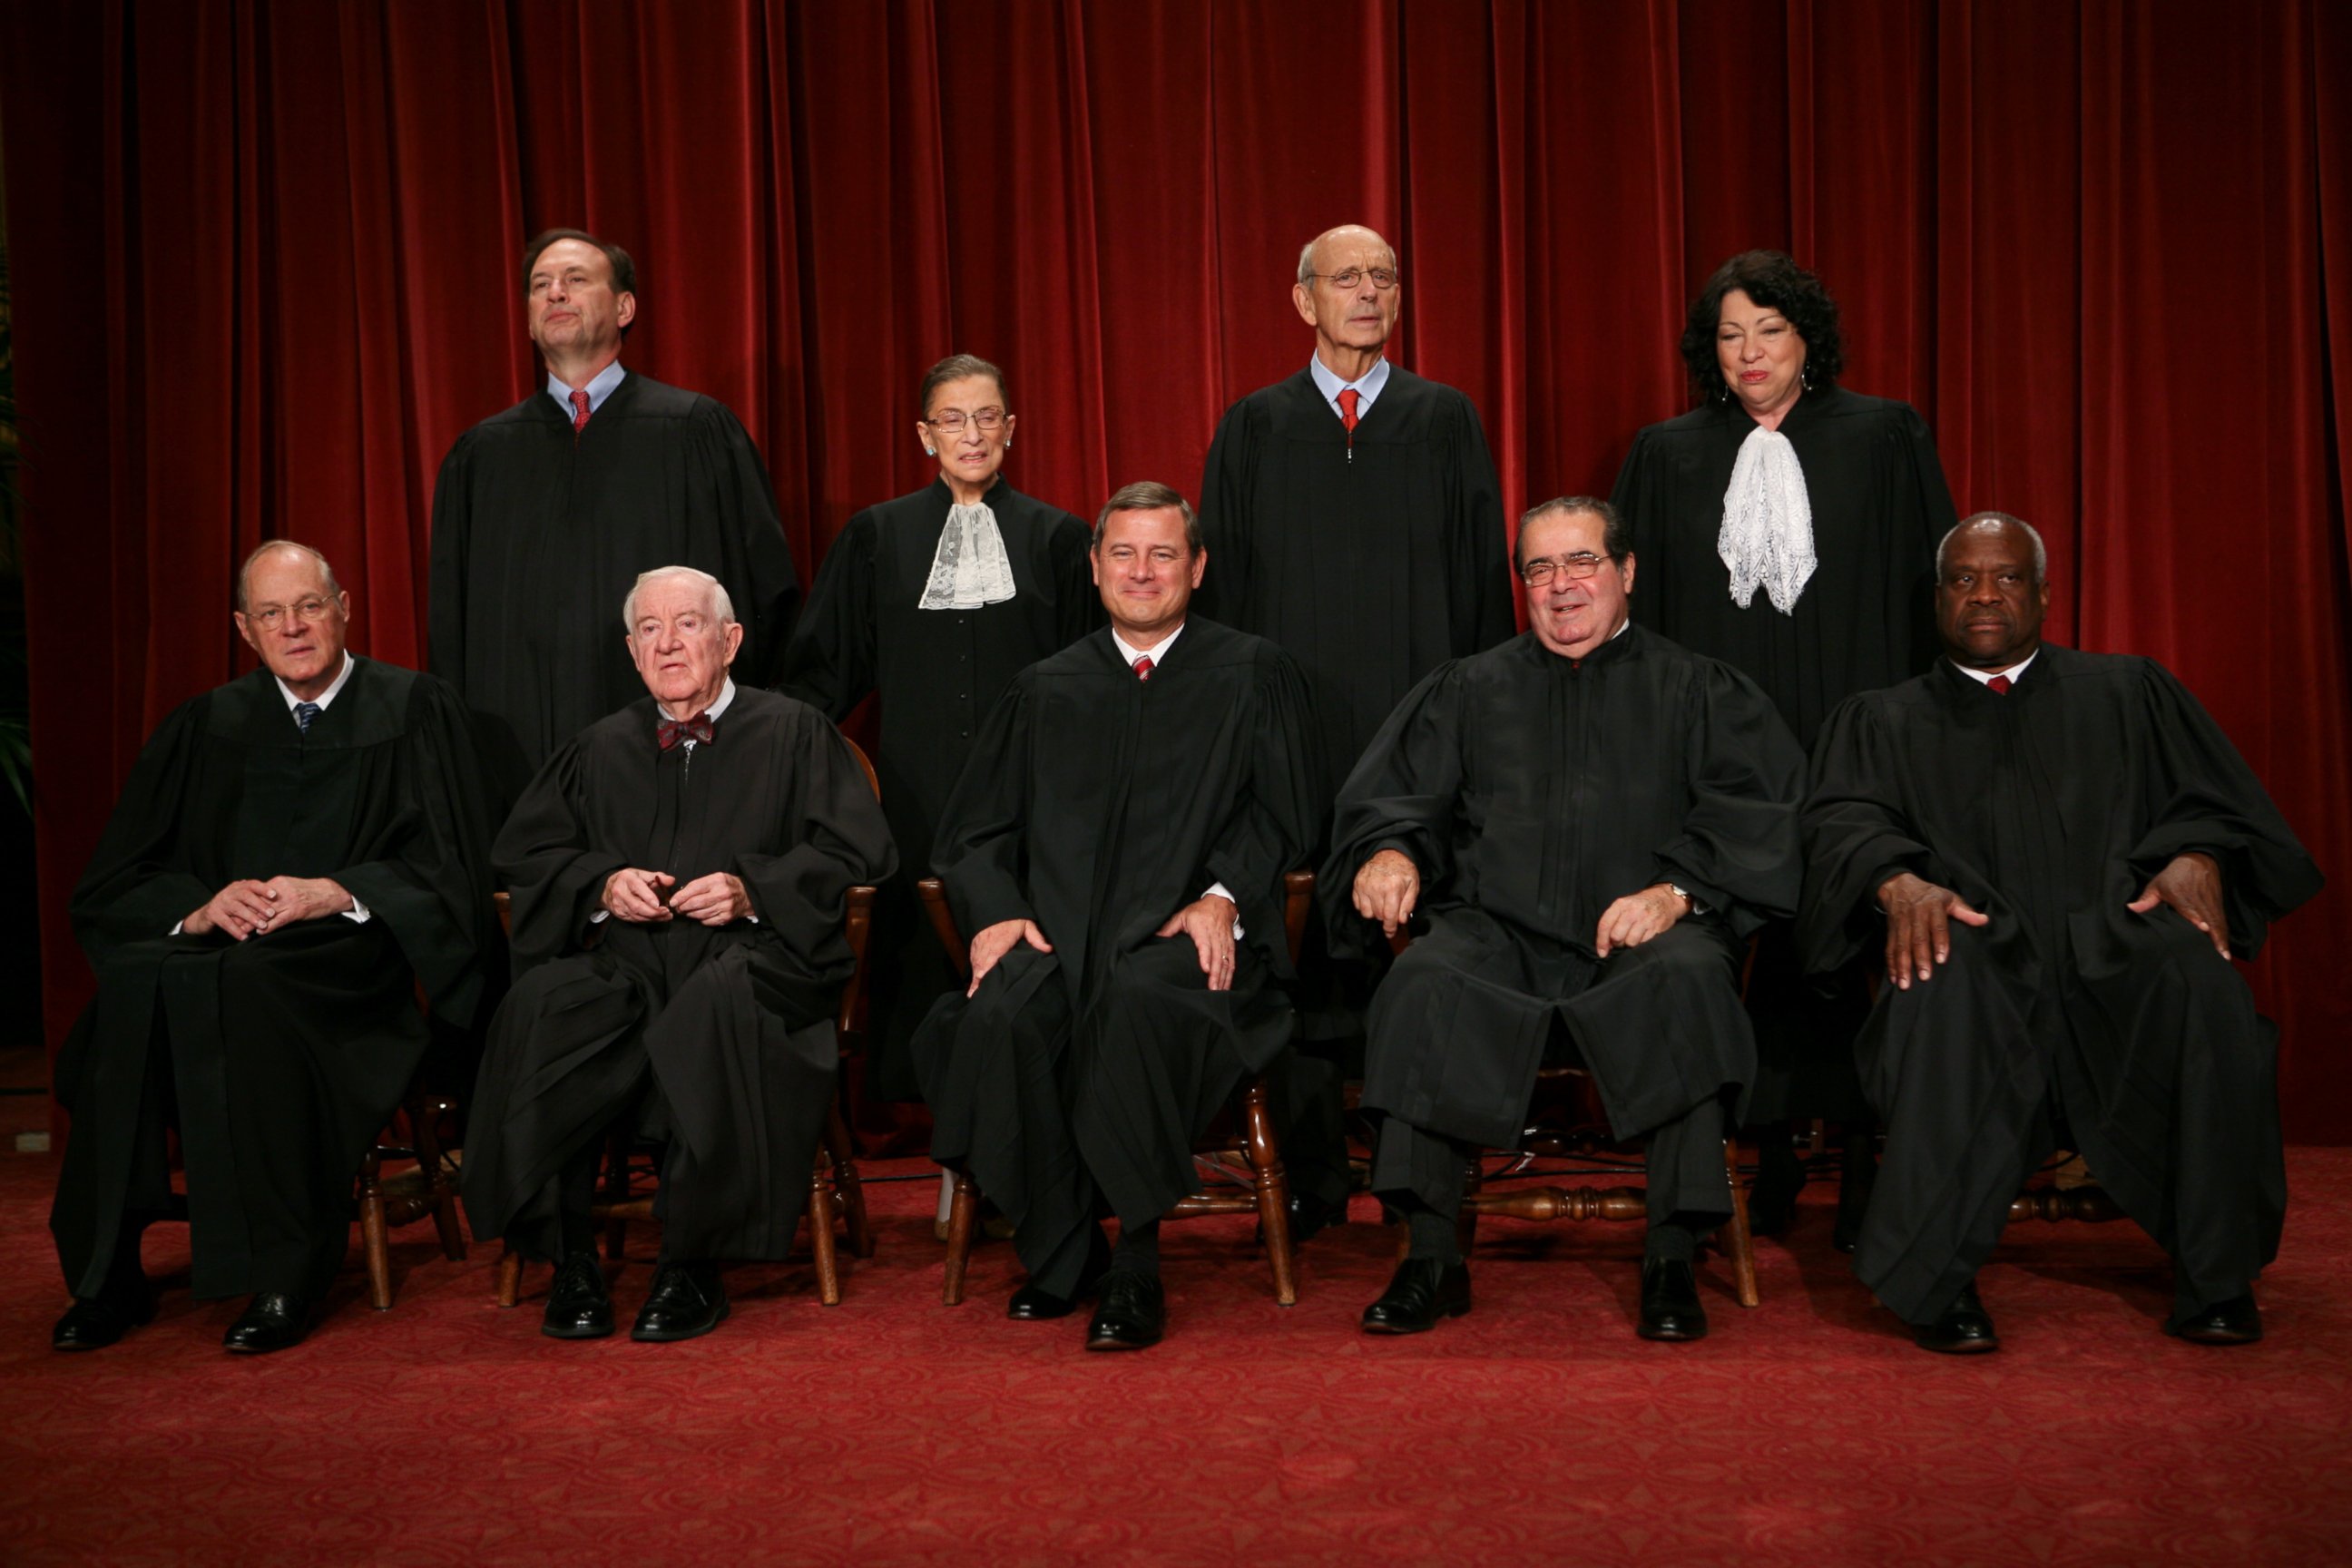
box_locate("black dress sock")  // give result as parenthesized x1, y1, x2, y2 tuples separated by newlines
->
(1406, 1205, 1464, 1265)
(1111, 1219, 1161, 1274)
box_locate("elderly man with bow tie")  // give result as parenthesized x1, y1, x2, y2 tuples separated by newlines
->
(463, 565, 894, 1344)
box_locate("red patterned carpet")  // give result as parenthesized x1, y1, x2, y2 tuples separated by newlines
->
(4, 1144, 2349, 1566)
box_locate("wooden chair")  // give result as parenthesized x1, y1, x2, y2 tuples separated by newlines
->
(492, 736, 885, 1309)
(356, 1087, 466, 1309)
(920, 870, 1316, 1308)
(1394, 926, 1764, 1310)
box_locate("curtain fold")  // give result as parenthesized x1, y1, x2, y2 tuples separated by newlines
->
(5, 0, 2348, 1135)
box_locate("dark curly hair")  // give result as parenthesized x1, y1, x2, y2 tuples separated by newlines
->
(1678, 250, 1844, 405)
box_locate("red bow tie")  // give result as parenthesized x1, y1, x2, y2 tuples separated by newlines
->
(657, 712, 715, 750)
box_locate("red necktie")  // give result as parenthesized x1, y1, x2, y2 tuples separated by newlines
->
(1132, 657, 1154, 682)
(1338, 387, 1360, 434)
(1987, 674, 2013, 694)
(657, 711, 714, 750)
(571, 387, 592, 434)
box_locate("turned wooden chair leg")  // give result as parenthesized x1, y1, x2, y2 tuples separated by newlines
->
(411, 1096, 467, 1262)
(1722, 1134, 1760, 1308)
(808, 1152, 842, 1306)
(358, 1147, 394, 1311)
(824, 1102, 873, 1259)
(941, 1169, 980, 1306)
(1240, 1077, 1298, 1307)
(495, 1247, 524, 1308)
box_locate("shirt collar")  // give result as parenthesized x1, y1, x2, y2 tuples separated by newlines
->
(659, 676, 736, 724)
(1950, 649, 2040, 686)
(1112, 623, 1185, 668)
(546, 359, 628, 417)
(275, 652, 357, 712)
(1308, 354, 1391, 416)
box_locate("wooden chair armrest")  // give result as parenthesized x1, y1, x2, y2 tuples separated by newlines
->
(1280, 869, 1315, 967)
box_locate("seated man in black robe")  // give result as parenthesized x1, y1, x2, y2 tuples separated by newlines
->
(912, 482, 1323, 1351)
(462, 566, 895, 1343)
(1800, 513, 2323, 1353)
(1329, 497, 1805, 1342)
(51, 543, 498, 1355)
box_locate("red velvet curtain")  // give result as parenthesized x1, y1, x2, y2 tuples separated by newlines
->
(6, 0, 2349, 1137)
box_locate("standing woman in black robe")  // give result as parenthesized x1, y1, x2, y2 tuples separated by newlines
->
(780, 356, 1096, 1110)
(1611, 251, 1959, 1237)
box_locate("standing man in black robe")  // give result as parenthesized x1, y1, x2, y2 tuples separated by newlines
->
(1330, 497, 1805, 1341)
(430, 229, 800, 805)
(912, 483, 1323, 1351)
(1197, 222, 1515, 1230)
(781, 354, 1096, 1111)
(51, 543, 498, 1355)
(463, 566, 895, 1344)
(1800, 514, 2323, 1352)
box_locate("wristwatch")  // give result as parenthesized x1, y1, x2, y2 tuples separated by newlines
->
(1664, 882, 1700, 915)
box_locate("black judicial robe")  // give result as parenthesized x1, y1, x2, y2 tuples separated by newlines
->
(52, 659, 497, 1301)
(779, 478, 1097, 1098)
(428, 373, 800, 802)
(1326, 627, 1806, 1150)
(1611, 387, 1956, 754)
(1197, 367, 1514, 784)
(911, 620, 1324, 1230)
(1799, 648, 2323, 1322)
(462, 687, 896, 1262)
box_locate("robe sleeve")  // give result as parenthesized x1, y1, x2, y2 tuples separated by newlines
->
(494, 740, 631, 966)
(1796, 694, 1948, 973)
(331, 676, 501, 1024)
(2125, 660, 2324, 956)
(1320, 660, 1470, 954)
(1651, 662, 1807, 935)
(69, 698, 220, 961)
(1893, 405, 1959, 676)
(1053, 513, 1104, 646)
(776, 512, 877, 721)
(732, 716, 899, 956)
(688, 401, 800, 688)
(426, 433, 475, 696)
(930, 673, 1040, 937)
(1446, 396, 1517, 654)
(1200, 646, 1328, 977)
(1191, 400, 1257, 626)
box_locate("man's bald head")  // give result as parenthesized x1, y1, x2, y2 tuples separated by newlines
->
(1292, 224, 1404, 372)
(1937, 511, 2047, 585)
(1296, 224, 1398, 288)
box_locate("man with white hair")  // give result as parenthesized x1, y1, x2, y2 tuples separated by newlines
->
(463, 565, 895, 1343)
(51, 542, 499, 1355)
(1195, 222, 1515, 1236)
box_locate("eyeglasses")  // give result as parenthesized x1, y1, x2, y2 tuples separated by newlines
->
(1308, 268, 1401, 291)
(924, 407, 1006, 433)
(1520, 553, 1613, 587)
(246, 597, 337, 630)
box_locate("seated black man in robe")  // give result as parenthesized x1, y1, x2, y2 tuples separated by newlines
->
(1329, 497, 1805, 1342)
(429, 229, 800, 805)
(51, 542, 499, 1355)
(1799, 513, 2322, 1353)
(912, 482, 1323, 1351)
(462, 566, 895, 1344)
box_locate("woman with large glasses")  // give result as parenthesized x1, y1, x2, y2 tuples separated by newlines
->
(1611, 250, 1960, 1242)
(780, 355, 1097, 1117)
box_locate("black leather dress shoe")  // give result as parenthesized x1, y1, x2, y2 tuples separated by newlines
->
(1636, 1258, 1709, 1342)
(1286, 1191, 1348, 1247)
(2172, 1293, 2262, 1346)
(542, 1251, 614, 1339)
(1084, 1268, 1166, 1351)
(1913, 1282, 1999, 1354)
(632, 1262, 730, 1342)
(222, 1292, 310, 1355)
(1008, 1230, 1110, 1319)
(53, 1283, 158, 1352)
(1360, 1256, 1472, 1335)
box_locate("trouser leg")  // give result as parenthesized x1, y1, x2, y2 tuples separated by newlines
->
(1370, 1117, 1472, 1263)
(1642, 1093, 1730, 1264)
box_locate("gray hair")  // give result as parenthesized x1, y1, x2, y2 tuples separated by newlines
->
(1296, 226, 1399, 287)
(1516, 496, 1630, 569)
(622, 565, 736, 629)
(235, 541, 342, 612)
(1091, 481, 1202, 554)
(1939, 511, 2047, 584)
